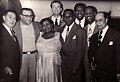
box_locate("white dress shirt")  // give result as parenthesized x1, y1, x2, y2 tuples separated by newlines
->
(75, 17, 85, 28)
(87, 21, 96, 39)
(51, 15, 61, 25)
(99, 25, 109, 42)
(62, 22, 74, 42)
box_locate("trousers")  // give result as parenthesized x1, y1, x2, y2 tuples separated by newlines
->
(19, 53, 37, 82)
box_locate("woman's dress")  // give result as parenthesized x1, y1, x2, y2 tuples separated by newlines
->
(36, 32, 62, 82)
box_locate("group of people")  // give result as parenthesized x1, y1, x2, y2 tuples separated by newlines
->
(0, 0, 120, 82)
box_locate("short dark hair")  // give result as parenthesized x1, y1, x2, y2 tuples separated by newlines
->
(40, 18, 54, 26)
(74, 3, 86, 10)
(86, 6, 97, 13)
(3, 10, 17, 17)
(20, 8, 35, 16)
(63, 9, 75, 16)
(50, 0, 63, 10)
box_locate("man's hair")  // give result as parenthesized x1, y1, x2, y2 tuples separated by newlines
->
(63, 9, 75, 16)
(3, 10, 17, 17)
(98, 11, 109, 19)
(50, 0, 63, 10)
(86, 6, 97, 13)
(20, 8, 35, 16)
(74, 3, 86, 10)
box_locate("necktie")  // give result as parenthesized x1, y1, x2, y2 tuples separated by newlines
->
(10, 28, 16, 41)
(65, 26, 69, 40)
(98, 30, 103, 46)
(87, 28, 92, 47)
(79, 21, 81, 27)
(55, 18, 58, 25)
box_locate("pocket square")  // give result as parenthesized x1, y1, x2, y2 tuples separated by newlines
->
(109, 41, 113, 45)
(72, 35, 76, 39)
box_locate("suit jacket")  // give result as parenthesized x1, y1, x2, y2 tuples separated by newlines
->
(60, 23, 87, 69)
(88, 27, 120, 82)
(47, 16, 65, 33)
(0, 24, 21, 82)
(13, 21, 42, 51)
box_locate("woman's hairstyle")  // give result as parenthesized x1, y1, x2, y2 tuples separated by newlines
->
(40, 18, 54, 26)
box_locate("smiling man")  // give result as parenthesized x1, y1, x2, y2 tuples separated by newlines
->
(88, 11, 120, 82)
(14, 8, 42, 82)
(0, 10, 21, 82)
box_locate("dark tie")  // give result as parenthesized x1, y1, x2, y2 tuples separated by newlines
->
(10, 28, 16, 41)
(98, 30, 103, 46)
(55, 18, 58, 25)
(65, 26, 69, 40)
(79, 21, 81, 27)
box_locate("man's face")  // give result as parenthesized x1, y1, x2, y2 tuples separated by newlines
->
(63, 11, 74, 26)
(85, 8, 96, 24)
(95, 13, 107, 30)
(3, 12, 16, 28)
(74, 6, 85, 20)
(20, 10, 33, 25)
(51, 2, 62, 15)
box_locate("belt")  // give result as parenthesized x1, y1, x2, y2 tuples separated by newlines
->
(23, 50, 37, 54)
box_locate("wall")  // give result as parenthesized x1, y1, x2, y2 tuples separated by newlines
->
(20, 0, 120, 21)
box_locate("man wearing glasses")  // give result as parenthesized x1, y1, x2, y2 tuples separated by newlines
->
(14, 8, 42, 82)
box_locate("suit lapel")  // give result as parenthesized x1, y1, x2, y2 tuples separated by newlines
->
(14, 21, 22, 49)
(93, 25, 99, 34)
(65, 23, 77, 44)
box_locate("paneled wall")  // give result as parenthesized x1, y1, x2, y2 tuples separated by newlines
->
(20, 0, 120, 21)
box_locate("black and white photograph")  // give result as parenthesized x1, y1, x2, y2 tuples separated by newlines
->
(0, 0, 120, 82)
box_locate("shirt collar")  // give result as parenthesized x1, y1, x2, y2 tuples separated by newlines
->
(75, 17, 85, 28)
(66, 22, 74, 32)
(101, 25, 109, 35)
(51, 15, 61, 25)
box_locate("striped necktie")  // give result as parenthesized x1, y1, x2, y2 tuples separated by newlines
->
(10, 28, 16, 41)
(98, 30, 103, 46)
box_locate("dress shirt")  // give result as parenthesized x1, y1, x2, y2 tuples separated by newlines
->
(62, 22, 74, 42)
(51, 15, 61, 25)
(3, 23, 12, 36)
(87, 21, 96, 39)
(21, 22, 36, 52)
(99, 25, 109, 42)
(75, 17, 85, 28)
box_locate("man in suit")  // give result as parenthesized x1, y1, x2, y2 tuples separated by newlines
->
(84, 6, 99, 82)
(60, 9, 87, 82)
(0, 10, 21, 82)
(74, 3, 87, 28)
(88, 11, 120, 82)
(14, 8, 41, 82)
(48, 0, 65, 32)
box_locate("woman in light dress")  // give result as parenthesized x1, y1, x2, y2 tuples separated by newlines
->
(36, 18, 62, 82)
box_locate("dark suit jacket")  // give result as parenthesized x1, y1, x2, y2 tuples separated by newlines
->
(88, 27, 120, 82)
(0, 24, 21, 82)
(47, 16, 65, 33)
(61, 23, 87, 70)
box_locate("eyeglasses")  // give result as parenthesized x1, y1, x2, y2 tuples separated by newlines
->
(21, 14, 34, 18)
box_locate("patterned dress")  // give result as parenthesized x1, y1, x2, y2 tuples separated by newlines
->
(36, 32, 62, 82)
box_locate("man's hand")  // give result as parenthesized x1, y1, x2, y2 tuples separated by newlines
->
(117, 74, 120, 82)
(4, 67, 12, 76)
